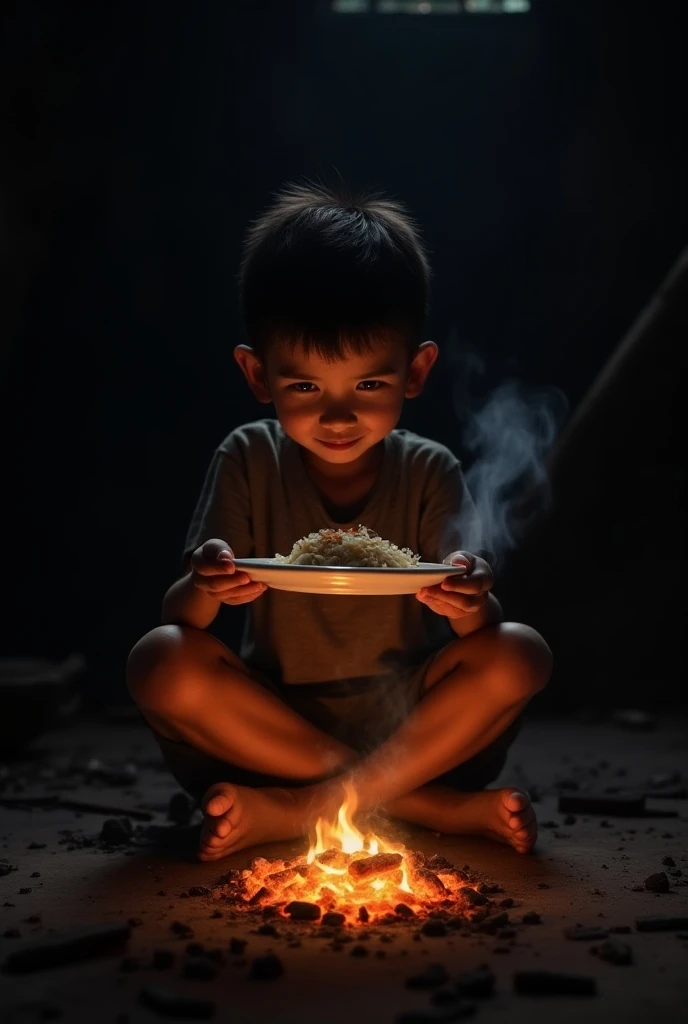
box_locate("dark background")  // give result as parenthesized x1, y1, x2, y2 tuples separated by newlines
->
(1, 0, 685, 708)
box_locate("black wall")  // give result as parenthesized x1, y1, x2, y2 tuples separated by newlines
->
(1, 0, 685, 705)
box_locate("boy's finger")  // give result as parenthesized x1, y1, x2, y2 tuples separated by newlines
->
(440, 572, 491, 594)
(198, 572, 252, 592)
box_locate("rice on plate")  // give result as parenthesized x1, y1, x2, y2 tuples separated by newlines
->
(275, 525, 420, 568)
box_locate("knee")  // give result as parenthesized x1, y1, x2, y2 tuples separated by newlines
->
(126, 624, 201, 717)
(485, 621, 553, 701)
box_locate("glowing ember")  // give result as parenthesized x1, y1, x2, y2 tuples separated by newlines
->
(214, 790, 503, 925)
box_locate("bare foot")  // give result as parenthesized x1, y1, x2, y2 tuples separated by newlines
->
(198, 783, 306, 861)
(387, 786, 537, 854)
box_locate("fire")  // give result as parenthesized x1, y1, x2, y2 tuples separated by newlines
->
(215, 787, 500, 925)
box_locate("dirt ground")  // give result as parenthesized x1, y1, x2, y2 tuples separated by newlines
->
(1, 709, 687, 1024)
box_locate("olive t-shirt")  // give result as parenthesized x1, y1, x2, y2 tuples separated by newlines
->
(183, 419, 475, 687)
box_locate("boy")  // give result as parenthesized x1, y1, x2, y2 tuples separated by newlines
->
(127, 183, 552, 862)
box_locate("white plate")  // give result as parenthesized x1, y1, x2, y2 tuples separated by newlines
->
(232, 559, 467, 596)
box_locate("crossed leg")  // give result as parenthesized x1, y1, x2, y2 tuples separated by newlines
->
(127, 624, 551, 860)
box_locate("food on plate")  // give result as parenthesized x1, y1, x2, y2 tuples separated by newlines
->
(275, 526, 420, 569)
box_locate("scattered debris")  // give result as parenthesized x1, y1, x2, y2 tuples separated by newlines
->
(514, 970, 597, 996)
(522, 912, 542, 925)
(0, 860, 18, 877)
(591, 939, 633, 965)
(168, 791, 194, 826)
(170, 921, 194, 940)
(284, 901, 321, 921)
(635, 916, 688, 932)
(421, 921, 447, 937)
(248, 953, 283, 980)
(99, 817, 134, 846)
(322, 911, 346, 927)
(350, 944, 369, 957)
(644, 872, 670, 893)
(3, 923, 131, 973)
(139, 986, 215, 1018)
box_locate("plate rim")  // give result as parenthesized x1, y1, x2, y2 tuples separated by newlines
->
(232, 558, 466, 575)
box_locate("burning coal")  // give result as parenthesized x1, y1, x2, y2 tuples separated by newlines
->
(213, 794, 503, 925)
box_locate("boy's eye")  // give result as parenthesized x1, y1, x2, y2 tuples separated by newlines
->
(357, 380, 385, 391)
(287, 382, 317, 393)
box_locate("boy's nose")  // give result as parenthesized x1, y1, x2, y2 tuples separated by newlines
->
(320, 405, 357, 426)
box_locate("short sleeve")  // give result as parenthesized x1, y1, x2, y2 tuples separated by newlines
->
(182, 440, 254, 568)
(419, 457, 480, 564)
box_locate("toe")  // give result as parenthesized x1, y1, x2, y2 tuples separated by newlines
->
(504, 789, 529, 814)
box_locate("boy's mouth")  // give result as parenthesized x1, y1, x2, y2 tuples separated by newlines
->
(317, 437, 362, 451)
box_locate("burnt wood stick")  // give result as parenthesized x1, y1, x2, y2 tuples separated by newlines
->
(4, 924, 131, 973)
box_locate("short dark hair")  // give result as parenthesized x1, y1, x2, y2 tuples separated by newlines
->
(239, 181, 430, 361)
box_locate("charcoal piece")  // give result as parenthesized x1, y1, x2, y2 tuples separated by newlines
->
(284, 901, 321, 921)
(183, 956, 218, 980)
(522, 912, 542, 925)
(1, 861, 19, 877)
(229, 938, 247, 954)
(499, 898, 515, 909)
(27, 842, 46, 849)
(478, 912, 509, 934)
(455, 965, 496, 998)
(152, 948, 175, 969)
(99, 817, 133, 845)
(348, 853, 403, 880)
(558, 794, 646, 816)
(4, 923, 131, 973)
(514, 970, 597, 996)
(248, 953, 283, 980)
(416, 870, 448, 898)
(406, 963, 449, 988)
(19, 888, 32, 895)
(167, 792, 193, 826)
(170, 921, 194, 939)
(248, 886, 269, 905)
(321, 911, 345, 927)
(139, 986, 215, 1018)
(459, 887, 489, 907)
(358, 906, 370, 923)
(187, 886, 211, 898)
(421, 921, 447, 937)
(185, 942, 206, 957)
(564, 814, 577, 825)
(591, 939, 633, 965)
(662, 856, 676, 867)
(395, 904, 416, 919)
(635, 915, 688, 932)
(256, 923, 279, 937)
(350, 944, 369, 957)
(564, 925, 609, 941)
(644, 872, 670, 893)
(427, 855, 454, 872)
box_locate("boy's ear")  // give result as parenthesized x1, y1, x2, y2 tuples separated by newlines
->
(234, 345, 272, 404)
(405, 340, 439, 399)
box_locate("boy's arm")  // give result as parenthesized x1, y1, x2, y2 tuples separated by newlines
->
(161, 572, 222, 629)
(447, 591, 503, 638)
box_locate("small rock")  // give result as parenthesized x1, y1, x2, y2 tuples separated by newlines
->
(321, 912, 345, 927)
(350, 944, 369, 957)
(662, 856, 676, 868)
(284, 901, 321, 921)
(499, 898, 514, 908)
(170, 920, 194, 939)
(187, 886, 210, 898)
(229, 938, 247, 954)
(256, 924, 279, 937)
(248, 953, 283, 980)
(27, 842, 46, 850)
(644, 872, 670, 893)
(591, 939, 633, 965)
(522, 912, 542, 925)
(99, 818, 133, 846)
(421, 921, 447, 937)
(564, 814, 577, 826)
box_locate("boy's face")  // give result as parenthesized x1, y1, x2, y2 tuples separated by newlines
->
(235, 338, 438, 473)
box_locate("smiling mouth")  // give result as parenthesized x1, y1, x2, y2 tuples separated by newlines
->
(317, 438, 362, 449)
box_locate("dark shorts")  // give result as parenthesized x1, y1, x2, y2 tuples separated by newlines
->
(151, 654, 521, 803)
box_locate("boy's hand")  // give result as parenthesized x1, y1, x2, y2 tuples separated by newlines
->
(416, 551, 493, 620)
(190, 539, 268, 606)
